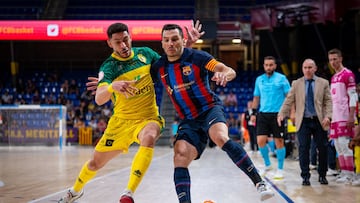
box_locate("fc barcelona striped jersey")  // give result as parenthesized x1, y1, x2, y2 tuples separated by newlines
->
(151, 48, 222, 120)
(98, 47, 160, 119)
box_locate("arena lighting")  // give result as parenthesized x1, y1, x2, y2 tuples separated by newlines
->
(196, 39, 203, 43)
(232, 38, 241, 43)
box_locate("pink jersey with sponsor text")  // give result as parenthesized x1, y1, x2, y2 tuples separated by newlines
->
(330, 68, 356, 138)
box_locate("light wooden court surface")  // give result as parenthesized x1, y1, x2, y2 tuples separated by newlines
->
(0, 145, 360, 203)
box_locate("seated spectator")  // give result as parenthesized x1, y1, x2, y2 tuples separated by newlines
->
(97, 117, 107, 133)
(88, 116, 98, 130)
(73, 115, 85, 129)
(80, 90, 93, 103)
(227, 113, 242, 143)
(101, 105, 112, 118)
(65, 99, 74, 110)
(61, 79, 70, 94)
(224, 91, 238, 107)
(66, 109, 76, 128)
(57, 93, 67, 105)
(25, 79, 36, 94)
(218, 90, 226, 104)
(16, 78, 25, 94)
(1, 90, 13, 104)
(32, 90, 41, 104)
(45, 93, 57, 104)
(68, 79, 79, 95)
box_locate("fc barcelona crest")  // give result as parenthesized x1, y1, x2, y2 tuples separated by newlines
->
(182, 66, 192, 76)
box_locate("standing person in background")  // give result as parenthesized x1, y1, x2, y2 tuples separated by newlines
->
(242, 100, 258, 154)
(310, 138, 318, 170)
(327, 139, 340, 176)
(58, 21, 203, 203)
(277, 58, 332, 186)
(328, 48, 358, 184)
(224, 90, 238, 107)
(251, 56, 291, 179)
(151, 24, 274, 202)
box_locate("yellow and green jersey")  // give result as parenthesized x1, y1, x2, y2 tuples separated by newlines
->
(98, 47, 160, 119)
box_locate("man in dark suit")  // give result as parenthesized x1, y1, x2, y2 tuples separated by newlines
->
(277, 58, 332, 186)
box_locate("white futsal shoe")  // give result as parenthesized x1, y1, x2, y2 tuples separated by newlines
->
(256, 181, 275, 201)
(58, 189, 84, 203)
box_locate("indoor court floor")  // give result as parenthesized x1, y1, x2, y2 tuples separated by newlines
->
(0, 144, 359, 203)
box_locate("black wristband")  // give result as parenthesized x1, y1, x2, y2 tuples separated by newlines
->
(251, 109, 258, 116)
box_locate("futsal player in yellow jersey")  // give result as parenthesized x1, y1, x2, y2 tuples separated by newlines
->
(58, 21, 203, 203)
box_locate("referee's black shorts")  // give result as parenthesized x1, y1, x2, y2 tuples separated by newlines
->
(256, 112, 285, 138)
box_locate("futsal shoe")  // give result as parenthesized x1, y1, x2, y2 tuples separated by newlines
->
(58, 189, 84, 203)
(256, 181, 275, 201)
(120, 190, 134, 203)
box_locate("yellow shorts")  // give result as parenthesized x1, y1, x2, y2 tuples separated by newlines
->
(95, 115, 165, 153)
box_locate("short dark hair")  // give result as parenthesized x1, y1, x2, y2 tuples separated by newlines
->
(328, 48, 342, 57)
(162, 24, 184, 39)
(264, 56, 276, 61)
(107, 23, 129, 39)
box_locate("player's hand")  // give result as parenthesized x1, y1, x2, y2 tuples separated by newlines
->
(185, 20, 205, 47)
(86, 77, 99, 95)
(321, 117, 331, 129)
(348, 140, 355, 150)
(250, 115, 256, 123)
(112, 80, 138, 98)
(211, 72, 229, 87)
(346, 117, 355, 129)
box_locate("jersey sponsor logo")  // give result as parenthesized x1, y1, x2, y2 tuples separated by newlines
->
(105, 139, 114, 146)
(137, 54, 147, 64)
(174, 81, 195, 92)
(182, 65, 192, 76)
(161, 73, 168, 78)
(130, 85, 152, 97)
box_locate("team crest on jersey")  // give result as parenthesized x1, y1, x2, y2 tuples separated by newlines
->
(182, 66, 192, 76)
(137, 54, 147, 63)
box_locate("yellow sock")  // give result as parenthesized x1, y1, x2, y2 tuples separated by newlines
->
(355, 146, 360, 174)
(73, 161, 97, 192)
(127, 146, 154, 193)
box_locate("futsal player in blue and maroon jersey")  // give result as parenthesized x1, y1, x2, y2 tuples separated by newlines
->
(151, 24, 274, 203)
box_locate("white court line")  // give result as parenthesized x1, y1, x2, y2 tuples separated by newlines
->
(28, 151, 173, 203)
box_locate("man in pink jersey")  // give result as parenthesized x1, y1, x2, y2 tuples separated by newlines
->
(329, 48, 358, 184)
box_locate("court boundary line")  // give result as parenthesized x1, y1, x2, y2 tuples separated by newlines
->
(264, 176, 295, 203)
(28, 152, 173, 203)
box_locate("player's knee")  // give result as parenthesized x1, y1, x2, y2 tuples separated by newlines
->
(173, 146, 196, 166)
(139, 133, 158, 147)
(210, 134, 229, 148)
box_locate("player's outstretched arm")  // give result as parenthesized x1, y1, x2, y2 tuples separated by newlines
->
(211, 63, 236, 87)
(185, 20, 205, 47)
